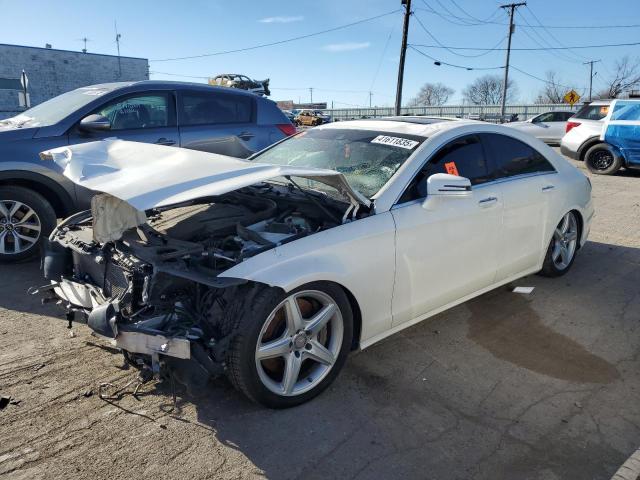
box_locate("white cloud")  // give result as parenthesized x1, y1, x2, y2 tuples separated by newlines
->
(259, 16, 304, 23)
(322, 42, 371, 52)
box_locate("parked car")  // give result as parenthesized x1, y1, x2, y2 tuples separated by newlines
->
(314, 110, 332, 123)
(209, 74, 270, 96)
(560, 100, 612, 172)
(505, 110, 575, 144)
(295, 110, 324, 126)
(35, 118, 593, 408)
(596, 99, 640, 174)
(0, 80, 294, 262)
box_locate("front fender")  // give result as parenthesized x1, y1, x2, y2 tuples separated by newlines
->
(219, 213, 397, 345)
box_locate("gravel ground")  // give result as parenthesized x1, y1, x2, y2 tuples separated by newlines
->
(1, 158, 639, 480)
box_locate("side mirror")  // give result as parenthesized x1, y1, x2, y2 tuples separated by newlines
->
(425, 173, 472, 198)
(79, 114, 111, 132)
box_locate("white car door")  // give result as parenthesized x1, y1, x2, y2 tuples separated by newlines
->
(391, 134, 503, 326)
(481, 133, 558, 281)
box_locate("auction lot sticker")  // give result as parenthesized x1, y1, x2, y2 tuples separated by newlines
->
(371, 135, 419, 150)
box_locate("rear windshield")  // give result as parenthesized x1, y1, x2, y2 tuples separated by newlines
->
(252, 128, 425, 198)
(573, 104, 610, 121)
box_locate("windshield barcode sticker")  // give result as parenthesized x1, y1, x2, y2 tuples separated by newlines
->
(371, 135, 419, 150)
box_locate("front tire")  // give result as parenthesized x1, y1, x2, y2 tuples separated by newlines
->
(539, 211, 580, 277)
(585, 143, 622, 175)
(0, 186, 56, 263)
(226, 282, 353, 408)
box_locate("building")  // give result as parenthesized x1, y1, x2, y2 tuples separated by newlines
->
(0, 43, 148, 119)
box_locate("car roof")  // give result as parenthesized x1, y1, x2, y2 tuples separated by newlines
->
(315, 119, 478, 137)
(81, 80, 259, 98)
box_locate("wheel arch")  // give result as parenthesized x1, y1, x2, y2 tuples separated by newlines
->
(0, 170, 74, 217)
(577, 137, 603, 161)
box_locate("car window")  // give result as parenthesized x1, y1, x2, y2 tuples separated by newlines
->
(536, 112, 554, 123)
(557, 112, 573, 121)
(96, 94, 170, 131)
(573, 104, 609, 120)
(399, 134, 490, 203)
(481, 133, 555, 179)
(180, 92, 253, 126)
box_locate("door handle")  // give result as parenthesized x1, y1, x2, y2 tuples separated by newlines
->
(155, 137, 176, 146)
(238, 131, 255, 140)
(478, 196, 498, 206)
(542, 185, 555, 192)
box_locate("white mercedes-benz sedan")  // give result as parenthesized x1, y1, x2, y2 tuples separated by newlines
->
(35, 118, 593, 408)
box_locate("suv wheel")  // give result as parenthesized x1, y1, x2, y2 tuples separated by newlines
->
(585, 143, 622, 175)
(0, 186, 56, 263)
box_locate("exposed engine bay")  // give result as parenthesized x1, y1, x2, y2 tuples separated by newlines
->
(38, 181, 366, 377)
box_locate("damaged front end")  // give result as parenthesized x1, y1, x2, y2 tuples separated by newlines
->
(36, 184, 358, 379)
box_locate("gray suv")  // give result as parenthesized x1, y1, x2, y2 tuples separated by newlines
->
(0, 80, 294, 262)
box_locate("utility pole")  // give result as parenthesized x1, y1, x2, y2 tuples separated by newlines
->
(115, 21, 122, 77)
(309, 87, 314, 103)
(81, 37, 90, 53)
(584, 60, 600, 101)
(499, 2, 526, 121)
(369, 91, 373, 108)
(395, 0, 411, 116)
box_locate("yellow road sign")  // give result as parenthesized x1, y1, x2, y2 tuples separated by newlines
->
(564, 90, 581, 106)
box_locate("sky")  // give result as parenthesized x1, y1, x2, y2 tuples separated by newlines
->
(1, 0, 640, 108)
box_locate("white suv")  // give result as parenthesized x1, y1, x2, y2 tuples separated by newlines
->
(560, 100, 613, 173)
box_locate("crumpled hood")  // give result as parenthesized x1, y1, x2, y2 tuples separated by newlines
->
(41, 139, 371, 211)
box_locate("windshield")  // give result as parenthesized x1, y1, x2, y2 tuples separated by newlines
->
(4, 85, 115, 127)
(252, 128, 425, 198)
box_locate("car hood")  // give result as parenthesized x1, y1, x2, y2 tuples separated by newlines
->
(0, 119, 39, 139)
(41, 139, 371, 211)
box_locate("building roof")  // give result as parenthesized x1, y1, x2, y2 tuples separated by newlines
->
(0, 43, 147, 62)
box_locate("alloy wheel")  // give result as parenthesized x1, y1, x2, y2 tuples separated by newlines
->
(552, 212, 578, 270)
(255, 290, 344, 397)
(0, 199, 41, 255)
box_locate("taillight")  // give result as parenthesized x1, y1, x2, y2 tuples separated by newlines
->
(276, 123, 296, 136)
(566, 121, 581, 133)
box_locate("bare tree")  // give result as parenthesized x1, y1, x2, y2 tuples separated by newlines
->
(462, 74, 517, 105)
(535, 71, 565, 104)
(597, 56, 640, 99)
(408, 82, 454, 106)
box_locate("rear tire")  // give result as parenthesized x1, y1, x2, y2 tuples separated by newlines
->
(0, 186, 56, 263)
(226, 282, 353, 409)
(585, 143, 622, 175)
(539, 211, 580, 277)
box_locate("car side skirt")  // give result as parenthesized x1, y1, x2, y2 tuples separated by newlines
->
(359, 265, 541, 350)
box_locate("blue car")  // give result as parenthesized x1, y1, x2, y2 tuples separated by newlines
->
(594, 99, 640, 175)
(0, 80, 295, 261)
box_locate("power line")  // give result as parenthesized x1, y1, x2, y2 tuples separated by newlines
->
(409, 45, 504, 70)
(413, 13, 506, 58)
(523, 5, 588, 61)
(509, 65, 586, 90)
(414, 6, 640, 29)
(409, 40, 640, 51)
(449, 0, 503, 24)
(150, 10, 400, 62)
(515, 9, 583, 64)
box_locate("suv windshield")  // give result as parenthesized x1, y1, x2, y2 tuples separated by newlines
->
(252, 128, 425, 198)
(573, 103, 610, 121)
(5, 85, 116, 127)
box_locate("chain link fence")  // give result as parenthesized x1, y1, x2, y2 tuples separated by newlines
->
(321, 104, 580, 123)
